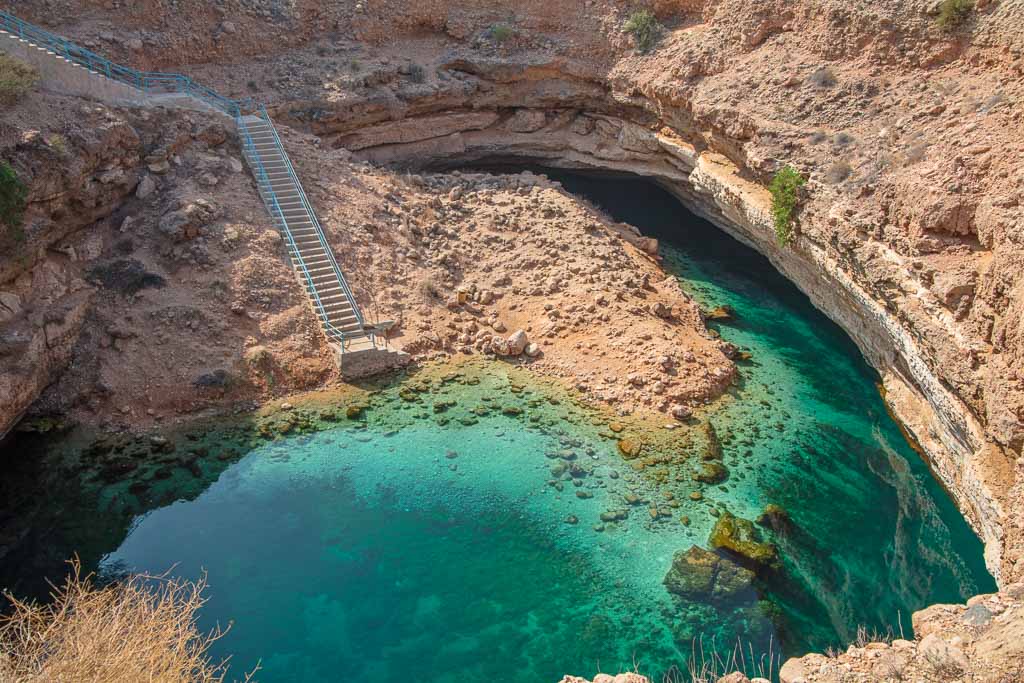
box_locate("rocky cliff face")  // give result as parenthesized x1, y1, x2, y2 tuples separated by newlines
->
(1, 95, 145, 437)
(0, 92, 339, 438)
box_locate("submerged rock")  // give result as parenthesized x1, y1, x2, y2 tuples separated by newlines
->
(693, 461, 729, 484)
(709, 512, 780, 569)
(617, 439, 642, 459)
(599, 509, 628, 523)
(663, 545, 755, 604)
(701, 421, 722, 460)
(756, 503, 792, 532)
(706, 305, 735, 321)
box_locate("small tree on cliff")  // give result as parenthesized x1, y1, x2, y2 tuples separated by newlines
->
(937, 0, 973, 30)
(0, 161, 27, 239)
(769, 166, 805, 247)
(624, 10, 662, 53)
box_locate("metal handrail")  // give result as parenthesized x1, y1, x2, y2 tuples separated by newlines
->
(237, 116, 371, 350)
(254, 106, 369, 337)
(0, 10, 250, 117)
(1, 9, 370, 352)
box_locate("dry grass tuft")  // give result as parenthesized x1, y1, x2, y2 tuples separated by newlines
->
(0, 559, 256, 682)
(661, 635, 781, 683)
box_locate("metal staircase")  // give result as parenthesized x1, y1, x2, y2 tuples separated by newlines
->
(0, 10, 396, 366)
(237, 109, 376, 353)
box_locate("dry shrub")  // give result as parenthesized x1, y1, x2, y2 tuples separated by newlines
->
(825, 161, 853, 185)
(0, 559, 255, 683)
(0, 54, 39, 107)
(807, 66, 837, 88)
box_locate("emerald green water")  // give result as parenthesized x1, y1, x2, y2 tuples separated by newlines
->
(0, 174, 994, 682)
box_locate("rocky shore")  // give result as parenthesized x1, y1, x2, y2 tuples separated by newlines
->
(1, 91, 735, 440)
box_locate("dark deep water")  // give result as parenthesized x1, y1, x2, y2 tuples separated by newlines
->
(0, 173, 995, 682)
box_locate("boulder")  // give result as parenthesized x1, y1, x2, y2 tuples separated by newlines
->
(709, 512, 780, 569)
(716, 674, 751, 683)
(492, 338, 511, 356)
(158, 200, 220, 242)
(135, 175, 156, 199)
(636, 236, 659, 255)
(617, 439, 642, 459)
(693, 461, 729, 484)
(756, 504, 792, 532)
(663, 546, 755, 603)
(507, 329, 529, 355)
(509, 109, 547, 133)
(706, 305, 735, 321)
(671, 404, 692, 420)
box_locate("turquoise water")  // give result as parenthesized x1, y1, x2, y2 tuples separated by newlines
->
(0, 174, 994, 682)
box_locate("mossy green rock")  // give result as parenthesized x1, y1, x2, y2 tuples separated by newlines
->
(663, 545, 755, 603)
(709, 512, 780, 569)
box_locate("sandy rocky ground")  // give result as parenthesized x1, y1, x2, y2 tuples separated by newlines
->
(0, 90, 733, 436)
(2, 0, 1024, 680)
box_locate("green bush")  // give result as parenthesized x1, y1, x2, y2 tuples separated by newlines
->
(0, 54, 39, 106)
(0, 161, 27, 236)
(768, 166, 805, 247)
(489, 23, 514, 43)
(937, 0, 973, 29)
(624, 10, 662, 53)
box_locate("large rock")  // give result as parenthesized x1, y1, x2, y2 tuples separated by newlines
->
(135, 175, 156, 199)
(709, 512, 780, 569)
(693, 461, 729, 484)
(157, 199, 221, 242)
(509, 109, 547, 133)
(507, 329, 529, 355)
(663, 545, 755, 604)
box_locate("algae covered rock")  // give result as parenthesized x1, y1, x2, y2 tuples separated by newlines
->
(617, 438, 642, 459)
(709, 512, 779, 569)
(701, 421, 722, 460)
(693, 461, 729, 484)
(663, 546, 755, 603)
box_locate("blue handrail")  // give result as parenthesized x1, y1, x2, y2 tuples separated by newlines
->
(0, 10, 251, 117)
(254, 106, 368, 334)
(236, 117, 349, 343)
(237, 114, 373, 350)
